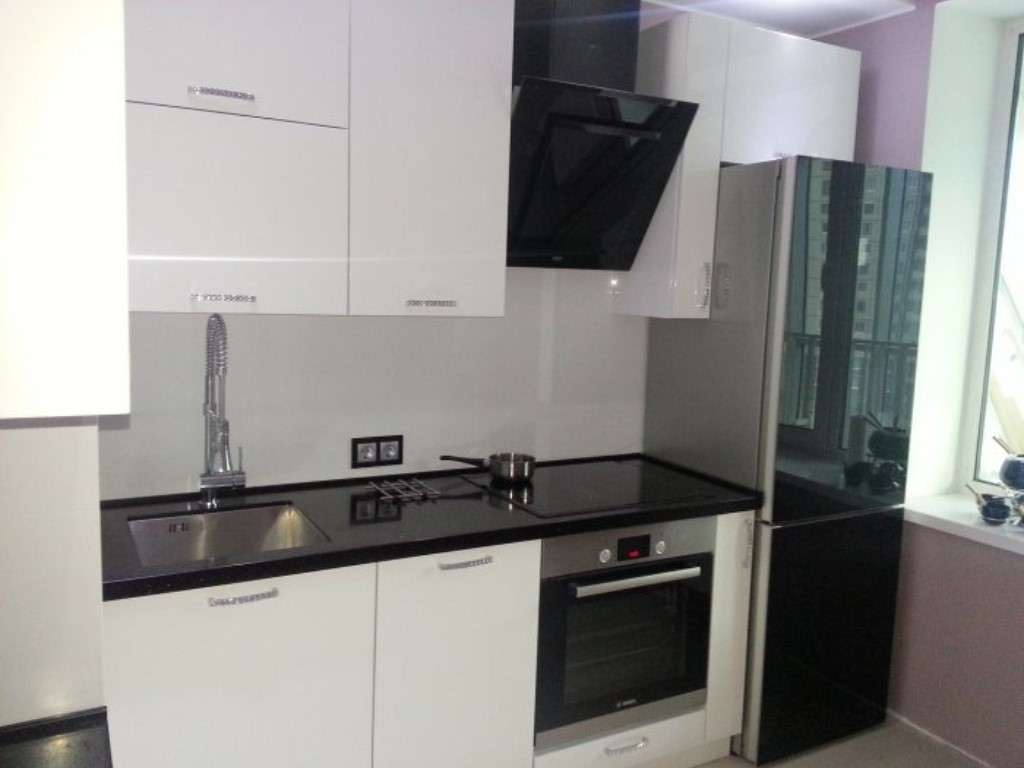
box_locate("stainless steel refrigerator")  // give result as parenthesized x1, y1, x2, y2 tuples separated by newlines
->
(643, 156, 932, 763)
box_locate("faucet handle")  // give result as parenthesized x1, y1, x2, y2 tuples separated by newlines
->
(237, 445, 244, 473)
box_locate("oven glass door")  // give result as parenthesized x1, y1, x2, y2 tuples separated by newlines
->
(536, 553, 713, 735)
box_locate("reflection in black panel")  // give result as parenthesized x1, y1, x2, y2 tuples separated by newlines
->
(757, 509, 904, 764)
(507, 78, 698, 270)
(775, 158, 932, 521)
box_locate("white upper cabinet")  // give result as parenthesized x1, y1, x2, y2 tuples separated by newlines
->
(125, 0, 349, 127)
(618, 13, 860, 318)
(0, 0, 129, 418)
(127, 104, 348, 314)
(722, 23, 860, 164)
(617, 12, 730, 319)
(104, 566, 376, 768)
(348, 0, 514, 316)
(374, 541, 540, 768)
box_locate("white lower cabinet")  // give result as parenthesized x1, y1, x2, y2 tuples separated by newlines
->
(103, 566, 376, 768)
(534, 710, 707, 768)
(374, 541, 541, 768)
(705, 510, 755, 741)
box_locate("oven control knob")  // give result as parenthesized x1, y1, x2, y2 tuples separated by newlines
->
(599, 548, 612, 564)
(655, 540, 667, 555)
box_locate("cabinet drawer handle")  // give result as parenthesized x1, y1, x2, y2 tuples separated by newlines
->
(207, 587, 278, 608)
(604, 736, 649, 757)
(438, 555, 493, 571)
(696, 261, 713, 309)
(188, 85, 256, 102)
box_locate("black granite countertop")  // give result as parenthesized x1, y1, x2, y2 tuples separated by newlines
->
(0, 710, 111, 768)
(102, 454, 761, 600)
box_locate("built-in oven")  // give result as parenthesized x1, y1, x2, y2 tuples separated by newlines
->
(535, 517, 715, 752)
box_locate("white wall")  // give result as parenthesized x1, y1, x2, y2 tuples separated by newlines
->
(0, 423, 104, 726)
(907, 4, 1005, 496)
(99, 270, 649, 499)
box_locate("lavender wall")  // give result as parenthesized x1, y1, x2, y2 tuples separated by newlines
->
(890, 523, 1024, 768)
(822, 1, 941, 170)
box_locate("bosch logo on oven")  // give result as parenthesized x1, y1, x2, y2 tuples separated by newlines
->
(616, 699, 638, 710)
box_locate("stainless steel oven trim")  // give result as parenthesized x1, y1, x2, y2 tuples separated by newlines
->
(535, 690, 708, 754)
(572, 566, 703, 598)
(540, 517, 716, 579)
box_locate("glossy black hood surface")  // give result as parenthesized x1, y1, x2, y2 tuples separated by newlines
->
(507, 78, 697, 270)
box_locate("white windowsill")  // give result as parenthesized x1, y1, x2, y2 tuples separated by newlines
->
(904, 493, 1024, 557)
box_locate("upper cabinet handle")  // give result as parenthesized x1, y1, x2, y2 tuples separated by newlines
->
(438, 555, 493, 571)
(188, 85, 256, 102)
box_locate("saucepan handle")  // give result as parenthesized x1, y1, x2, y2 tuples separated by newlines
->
(439, 455, 489, 469)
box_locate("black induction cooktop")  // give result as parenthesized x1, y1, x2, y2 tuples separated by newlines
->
(465, 457, 723, 518)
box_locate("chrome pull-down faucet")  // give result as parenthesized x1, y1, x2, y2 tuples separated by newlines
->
(199, 314, 245, 507)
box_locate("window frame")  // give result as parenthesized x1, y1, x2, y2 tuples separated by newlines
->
(963, 19, 1024, 490)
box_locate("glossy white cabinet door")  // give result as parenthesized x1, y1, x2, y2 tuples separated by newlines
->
(374, 541, 541, 768)
(103, 566, 376, 768)
(127, 103, 348, 314)
(534, 710, 707, 768)
(349, 0, 514, 316)
(0, 0, 128, 418)
(617, 12, 730, 319)
(705, 510, 755, 742)
(722, 24, 860, 164)
(125, 0, 349, 127)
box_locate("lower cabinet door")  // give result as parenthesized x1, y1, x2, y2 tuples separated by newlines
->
(374, 541, 541, 768)
(103, 566, 376, 768)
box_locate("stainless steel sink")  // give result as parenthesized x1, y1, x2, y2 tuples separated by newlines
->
(128, 503, 328, 568)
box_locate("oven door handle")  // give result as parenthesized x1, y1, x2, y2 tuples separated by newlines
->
(572, 566, 702, 598)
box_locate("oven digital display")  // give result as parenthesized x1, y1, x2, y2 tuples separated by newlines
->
(616, 535, 650, 561)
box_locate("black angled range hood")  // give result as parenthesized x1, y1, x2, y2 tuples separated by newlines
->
(507, 0, 698, 271)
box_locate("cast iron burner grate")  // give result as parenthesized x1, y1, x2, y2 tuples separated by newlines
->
(368, 478, 442, 502)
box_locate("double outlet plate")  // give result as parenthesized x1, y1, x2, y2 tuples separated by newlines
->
(351, 435, 403, 468)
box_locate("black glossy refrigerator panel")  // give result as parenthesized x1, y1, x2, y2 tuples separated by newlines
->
(756, 509, 904, 764)
(773, 158, 932, 523)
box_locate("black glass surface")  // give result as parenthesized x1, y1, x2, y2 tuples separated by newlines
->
(536, 553, 712, 734)
(513, 0, 640, 92)
(757, 509, 903, 764)
(0, 711, 112, 768)
(471, 459, 724, 518)
(102, 458, 759, 599)
(507, 78, 698, 270)
(774, 158, 932, 522)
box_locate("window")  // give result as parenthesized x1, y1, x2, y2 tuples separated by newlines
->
(977, 33, 1024, 482)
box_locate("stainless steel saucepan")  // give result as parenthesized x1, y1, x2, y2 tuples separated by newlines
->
(440, 453, 536, 484)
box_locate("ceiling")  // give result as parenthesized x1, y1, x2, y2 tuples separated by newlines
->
(644, 0, 917, 38)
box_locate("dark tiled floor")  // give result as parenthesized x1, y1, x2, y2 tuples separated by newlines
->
(0, 711, 111, 768)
